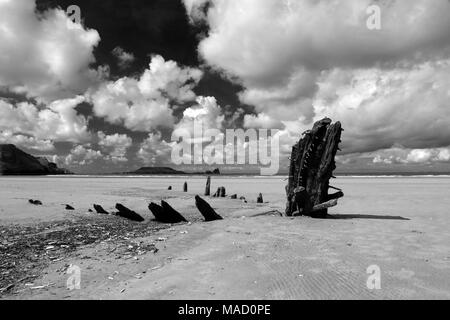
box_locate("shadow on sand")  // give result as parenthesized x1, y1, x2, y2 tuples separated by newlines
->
(326, 214, 410, 221)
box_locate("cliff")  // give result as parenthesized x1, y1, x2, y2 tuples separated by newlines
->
(0, 144, 72, 175)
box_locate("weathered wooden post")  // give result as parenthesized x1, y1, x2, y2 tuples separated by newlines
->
(257, 193, 264, 204)
(219, 186, 226, 197)
(195, 195, 223, 221)
(205, 176, 211, 196)
(285, 118, 344, 218)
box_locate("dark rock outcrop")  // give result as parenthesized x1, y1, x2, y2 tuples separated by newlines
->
(115, 203, 145, 222)
(65, 205, 75, 210)
(205, 168, 221, 175)
(28, 199, 42, 205)
(0, 144, 71, 175)
(195, 195, 223, 222)
(127, 167, 186, 175)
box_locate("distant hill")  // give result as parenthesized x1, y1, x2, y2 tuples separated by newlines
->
(128, 167, 186, 175)
(0, 144, 72, 175)
(126, 167, 222, 175)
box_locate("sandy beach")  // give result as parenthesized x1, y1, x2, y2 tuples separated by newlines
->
(0, 176, 449, 299)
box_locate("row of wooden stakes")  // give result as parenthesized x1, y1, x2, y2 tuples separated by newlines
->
(90, 195, 223, 223)
(169, 176, 265, 204)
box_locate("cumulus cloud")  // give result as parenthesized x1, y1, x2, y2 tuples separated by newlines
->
(183, 0, 450, 157)
(244, 113, 284, 129)
(64, 145, 103, 166)
(343, 145, 450, 165)
(0, 0, 103, 102)
(314, 60, 450, 153)
(91, 55, 203, 132)
(112, 47, 135, 69)
(404, 147, 450, 163)
(175, 96, 224, 135)
(0, 96, 90, 148)
(98, 131, 133, 163)
(137, 132, 175, 165)
(0, 131, 54, 152)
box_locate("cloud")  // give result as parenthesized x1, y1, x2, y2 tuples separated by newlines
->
(184, 0, 450, 156)
(0, 96, 91, 146)
(90, 55, 203, 132)
(112, 47, 135, 69)
(314, 60, 450, 153)
(98, 131, 133, 163)
(0, 131, 54, 152)
(341, 145, 450, 165)
(175, 96, 224, 135)
(243, 113, 284, 129)
(64, 145, 103, 166)
(0, 0, 103, 102)
(137, 132, 175, 165)
(405, 147, 450, 163)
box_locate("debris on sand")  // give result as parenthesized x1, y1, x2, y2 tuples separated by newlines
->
(28, 199, 42, 205)
(65, 205, 75, 210)
(115, 203, 145, 222)
(195, 195, 223, 222)
(0, 215, 164, 296)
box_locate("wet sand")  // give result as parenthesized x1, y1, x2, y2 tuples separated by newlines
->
(1, 176, 449, 299)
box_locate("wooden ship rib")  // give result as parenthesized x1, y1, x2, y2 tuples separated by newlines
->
(285, 118, 344, 218)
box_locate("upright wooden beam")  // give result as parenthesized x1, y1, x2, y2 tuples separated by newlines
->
(285, 118, 343, 218)
(205, 176, 211, 196)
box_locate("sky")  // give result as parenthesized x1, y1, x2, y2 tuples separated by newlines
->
(1, 0, 450, 174)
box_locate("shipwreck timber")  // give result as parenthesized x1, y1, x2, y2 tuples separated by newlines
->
(285, 118, 343, 218)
